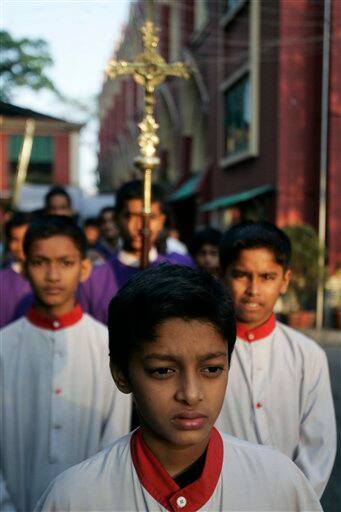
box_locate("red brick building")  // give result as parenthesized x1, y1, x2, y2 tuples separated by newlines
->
(97, 0, 340, 271)
(0, 101, 83, 201)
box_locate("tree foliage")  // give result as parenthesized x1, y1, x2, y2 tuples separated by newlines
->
(0, 30, 61, 101)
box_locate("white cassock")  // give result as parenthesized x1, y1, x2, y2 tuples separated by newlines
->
(35, 427, 322, 511)
(215, 314, 336, 498)
(0, 306, 131, 512)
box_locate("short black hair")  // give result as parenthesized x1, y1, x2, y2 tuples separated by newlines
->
(189, 228, 222, 257)
(115, 179, 166, 214)
(108, 264, 236, 377)
(44, 186, 72, 208)
(220, 221, 291, 272)
(24, 215, 87, 258)
(99, 206, 115, 218)
(5, 211, 33, 241)
(84, 217, 100, 228)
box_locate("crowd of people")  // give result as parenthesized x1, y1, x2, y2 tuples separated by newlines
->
(0, 180, 337, 511)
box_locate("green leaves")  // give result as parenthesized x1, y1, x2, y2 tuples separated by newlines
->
(0, 30, 60, 101)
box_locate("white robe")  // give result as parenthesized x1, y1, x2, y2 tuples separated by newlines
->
(35, 429, 322, 511)
(215, 321, 336, 498)
(0, 313, 131, 512)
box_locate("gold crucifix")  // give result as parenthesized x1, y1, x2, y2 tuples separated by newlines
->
(106, 20, 192, 268)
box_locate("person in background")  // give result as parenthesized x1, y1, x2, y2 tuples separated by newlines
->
(44, 186, 74, 217)
(83, 217, 105, 265)
(156, 226, 189, 256)
(0, 216, 131, 512)
(189, 228, 222, 278)
(215, 221, 336, 499)
(96, 207, 120, 259)
(0, 212, 34, 327)
(79, 180, 193, 324)
(36, 265, 321, 512)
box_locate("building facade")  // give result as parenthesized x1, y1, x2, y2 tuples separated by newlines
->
(97, 0, 340, 271)
(0, 101, 83, 201)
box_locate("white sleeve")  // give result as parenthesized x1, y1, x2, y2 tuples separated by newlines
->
(34, 480, 66, 512)
(99, 357, 131, 449)
(294, 347, 336, 498)
(0, 471, 16, 512)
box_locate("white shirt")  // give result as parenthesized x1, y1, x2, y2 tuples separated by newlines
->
(215, 318, 336, 498)
(35, 428, 322, 511)
(0, 310, 131, 512)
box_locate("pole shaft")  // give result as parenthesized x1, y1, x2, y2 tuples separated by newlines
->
(140, 168, 152, 269)
(316, 0, 331, 329)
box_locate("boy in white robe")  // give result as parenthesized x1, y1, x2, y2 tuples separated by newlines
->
(0, 216, 131, 512)
(215, 221, 336, 498)
(36, 264, 321, 511)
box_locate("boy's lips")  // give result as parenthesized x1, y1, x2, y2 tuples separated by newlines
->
(240, 300, 263, 311)
(43, 287, 64, 295)
(171, 412, 208, 430)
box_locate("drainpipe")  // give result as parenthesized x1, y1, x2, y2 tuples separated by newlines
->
(316, 0, 331, 329)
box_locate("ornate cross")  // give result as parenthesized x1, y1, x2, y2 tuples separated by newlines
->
(106, 20, 191, 268)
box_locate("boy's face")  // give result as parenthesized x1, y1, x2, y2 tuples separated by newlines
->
(112, 318, 228, 450)
(100, 210, 118, 242)
(9, 224, 29, 262)
(195, 244, 220, 276)
(226, 247, 291, 329)
(46, 195, 72, 216)
(25, 235, 91, 315)
(117, 199, 165, 253)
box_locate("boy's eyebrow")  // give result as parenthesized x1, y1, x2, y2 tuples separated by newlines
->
(143, 351, 227, 363)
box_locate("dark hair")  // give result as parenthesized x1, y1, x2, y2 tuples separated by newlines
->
(220, 221, 291, 272)
(23, 215, 87, 258)
(108, 264, 236, 376)
(84, 217, 100, 228)
(44, 186, 72, 208)
(99, 206, 115, 218)
(5, 211, 33, 241)
(189, 228, 222, 257)
(115, 179, 166, 214)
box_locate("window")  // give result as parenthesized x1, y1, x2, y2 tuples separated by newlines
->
(220, 0, 260, 167)
(224, 74, 250, 157)
(9, 135, 54, 185)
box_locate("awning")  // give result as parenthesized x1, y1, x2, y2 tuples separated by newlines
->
(199, 184, 273, 212)
(168, 174, 202, 202)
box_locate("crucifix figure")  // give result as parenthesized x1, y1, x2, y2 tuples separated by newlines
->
(106, 20, 191, 268)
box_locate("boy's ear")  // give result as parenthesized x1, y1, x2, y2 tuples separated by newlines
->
(110, 364, 132, 394)
(79, 258, 92, 283)
(280, 268, 292, 295)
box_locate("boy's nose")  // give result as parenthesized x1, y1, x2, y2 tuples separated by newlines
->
(175, 374, 204, 406)
(246, 278, 260, 295)
(46, 265, 61, 281)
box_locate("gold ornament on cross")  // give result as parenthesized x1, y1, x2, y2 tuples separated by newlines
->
(105, 20, 192, 268)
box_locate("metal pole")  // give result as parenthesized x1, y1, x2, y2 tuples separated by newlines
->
(316, 0, 331, 329)
(12, 119, 35, 209)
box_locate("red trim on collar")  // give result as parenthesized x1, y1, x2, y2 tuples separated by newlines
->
(237, 313, 276, 342)
(26, 304, 83, 331)
(130, 427, 223, 512)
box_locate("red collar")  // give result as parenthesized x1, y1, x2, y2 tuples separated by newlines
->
(26, 304, 83, 330)
(130, 427, 223, 512)
(237, 313, 276, 342)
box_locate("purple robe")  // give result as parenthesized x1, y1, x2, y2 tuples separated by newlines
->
(0, 268, 90, 328)
(0, 267, 34, 328)
(79, 252, 195, 325)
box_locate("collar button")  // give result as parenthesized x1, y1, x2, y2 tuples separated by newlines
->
(176, 496, 187, 508)
(248, 333, 255, 341)
(53, 321, 60, 328)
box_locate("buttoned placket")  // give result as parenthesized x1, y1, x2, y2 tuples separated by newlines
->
(49, 330, 66, 464)
(250, 338, 272, 446)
